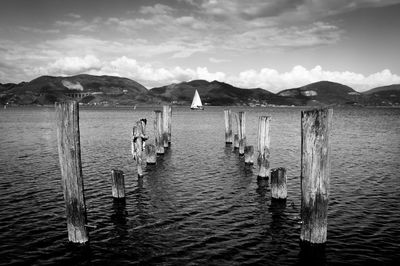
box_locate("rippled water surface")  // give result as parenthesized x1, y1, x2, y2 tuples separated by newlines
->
(0, 106, 399, 265)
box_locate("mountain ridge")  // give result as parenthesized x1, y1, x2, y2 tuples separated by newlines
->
(1, 74, 399, 106)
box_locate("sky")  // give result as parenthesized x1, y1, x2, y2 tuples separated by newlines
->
(1, 0, 400, 92)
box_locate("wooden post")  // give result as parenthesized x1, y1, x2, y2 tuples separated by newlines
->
(55, 101, 88, 244)
(154, 110, 164, 155)
(244, 145, 254, 164)
(132, 120, 148, 177)
(233, 134, 239, 150)
(111, 170, 125, 198)
(168, 105, 172, 145)
(238, 112, 246, 155)
(257, 116, 271, 179)
(271, 168, 287, 200)
(145, 144, 157, 165)
(224, 109, 233, 144)
(300, 108, 332, 245)
(162, 105, 170, 148)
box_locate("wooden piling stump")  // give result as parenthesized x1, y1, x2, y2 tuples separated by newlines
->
(271, 167, 287, 200)
(233, 134, 239, 150)
(145, 144, 157, 165)
(244, 145, 254, 164)
(238, 112, 246, 155)
(55, 101, 89, 244)
(154, 110, 165, 155)
(300, 108, 332, 245)
(111, 170, 125, 198)
(257, 116, 271, 179)
(224, 109, 233, 144)
(162, 105, 170, 148)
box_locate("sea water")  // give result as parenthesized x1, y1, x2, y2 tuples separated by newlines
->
(0, 106, 399, 265)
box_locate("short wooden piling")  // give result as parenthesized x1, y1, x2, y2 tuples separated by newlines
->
(238, 112, 246, 155)
(145, 144, 157, 165)
(233, 134, 239, 149)
(300, 108, 332, 245)
(111, 170, 125, 198)
(257, 116, 271, 179)
(271, 168, 287, 200)
(162, 105, 170, 148)
(224, 109, 233, 144)
(244, 145, 254, 164)
(55, 101, 88, 244)
(154, 110, 165, 155)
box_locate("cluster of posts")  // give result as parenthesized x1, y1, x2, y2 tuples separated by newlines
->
(55, 101, 172, 244)
(55, 101, 332, 248)
(224, 108, 332, 246)
(130, 105, 172, 177)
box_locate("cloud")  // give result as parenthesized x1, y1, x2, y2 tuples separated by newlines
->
(227, 65, 400, 92)
(32, 55, 400, 92)
(209, 57, 230, 63)
(36, 55, 102, 76)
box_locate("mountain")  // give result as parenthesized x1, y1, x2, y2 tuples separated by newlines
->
(1, 74, 150, 105)
(277, 81, 360, 106)
(150, 80, 292, 106)
(2, 74, 399, 106)
(362, 84, 400, 106)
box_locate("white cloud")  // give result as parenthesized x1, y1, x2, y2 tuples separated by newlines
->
(227, 65, 400, 92)
(209, 57, 230, 63)
(36, 55, 102, 76)
(33, 55, 400, 92)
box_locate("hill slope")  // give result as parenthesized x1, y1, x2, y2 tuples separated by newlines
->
(1, 74, 150, 105)
(277, 81, 360, 105)
(362, 84, 400, 105)
(150, 80, 291, 106)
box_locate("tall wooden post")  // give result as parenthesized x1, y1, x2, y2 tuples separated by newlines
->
(300, 108, 332, 244)
(257, 116, 271, 179)
(224, 109, 233, 144)
(244, 145, 254, 164)
(111, 170, 125, 198)
(271, 167, 287, 200)
(145, 144, 157, 165)
(233, 134, 239, 150)
(162, 106, 170, 148)
(55, 101, 88, 244)
(154, 110, 164, 155)
(237, 112, 246, 155)
(132, 120, 147, 177)
(168, 105, 172, 145)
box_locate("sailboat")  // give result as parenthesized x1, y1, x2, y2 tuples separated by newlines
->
(190, 89, 204, 110)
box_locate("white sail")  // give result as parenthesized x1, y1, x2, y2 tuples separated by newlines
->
(191, 90, 203, 109)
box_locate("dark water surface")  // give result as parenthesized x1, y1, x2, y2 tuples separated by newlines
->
(0, 106, 399, 265)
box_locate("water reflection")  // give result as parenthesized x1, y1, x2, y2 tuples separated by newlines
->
(110, 198, 127, 226)
(297, 241, 327, 266)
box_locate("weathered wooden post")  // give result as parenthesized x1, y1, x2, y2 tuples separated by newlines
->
(162, 105, 170, 148)
(271, 167, 287, 200)
(257, 116, 271, 179)
(233, 134, 239, 150)
(224, 109, 233, 145)
(145, 144, 157, 165)
(244, 145, 254, 164)
(55, 101, 88, 244)
(132, 119, 148, 177)
(167, 105, 172, 145)
(154, 110, 164, 155)
(111, 170, 125, 198)
(238, 111, 246, 155)
(300, 108, 332, 245)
